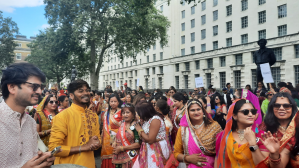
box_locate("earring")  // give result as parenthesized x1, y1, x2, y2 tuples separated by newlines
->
(203, 115, 206, 118)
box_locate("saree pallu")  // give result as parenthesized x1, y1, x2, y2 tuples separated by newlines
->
(256, 112, 299, 168)
(101, 109, 122, 168)
(139, 139, 171, 168)
(182, 126, 218, 168)
(171, 107, 185, 144)
(216, 131, 268, 168)
(112, 123, 139, 168)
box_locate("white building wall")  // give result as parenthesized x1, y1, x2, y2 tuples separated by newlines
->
(98, 0, 299, 91)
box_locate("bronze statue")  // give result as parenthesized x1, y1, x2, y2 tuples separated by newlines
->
(253, 39, 276, 88)
(71, 65, 77, 82)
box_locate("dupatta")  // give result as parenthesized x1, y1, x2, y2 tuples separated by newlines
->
(180, 100, 222, 167)
(216, 89, 263, 168)
(256, 112, 299, 168)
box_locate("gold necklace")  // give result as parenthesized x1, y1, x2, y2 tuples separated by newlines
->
(236, 129, 245, 141)
(279, 125, 287, 134)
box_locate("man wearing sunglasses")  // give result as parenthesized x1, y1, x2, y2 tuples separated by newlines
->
(0, 63, 55, 167)
(49, 79, 101, 167)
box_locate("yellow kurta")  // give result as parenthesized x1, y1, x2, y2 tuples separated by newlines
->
(49, 103, 101, 168)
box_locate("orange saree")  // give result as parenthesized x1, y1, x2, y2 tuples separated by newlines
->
(101, 108, 122, 168)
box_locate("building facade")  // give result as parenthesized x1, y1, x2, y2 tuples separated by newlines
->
(98, 0, 299, 90)
(13, 35, 35, 63)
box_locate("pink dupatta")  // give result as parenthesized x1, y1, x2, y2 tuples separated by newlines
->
(179, 101, 220, 168)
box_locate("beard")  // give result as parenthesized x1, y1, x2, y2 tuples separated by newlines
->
(15, 92, 40, 107)
(73, 94, 89, 105)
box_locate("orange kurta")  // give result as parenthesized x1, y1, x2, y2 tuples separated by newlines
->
(49, 103, 101, 168)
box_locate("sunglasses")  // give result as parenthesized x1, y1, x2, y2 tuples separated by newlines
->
(90, 93, 94, 96)
(169, 92, 174, 94)
(121, 104, 133, 108)
(215, 98, 219, 100)
(49, 101, 58, 104)
(268, 94, 273, 96)
(238, 109, 258, 115)
(24, 82, 45, 91)
(194, 90, 198, 91)
(273, 103, 292, 110)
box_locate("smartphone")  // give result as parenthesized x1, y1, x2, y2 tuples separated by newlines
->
(51, 146, 61, 156)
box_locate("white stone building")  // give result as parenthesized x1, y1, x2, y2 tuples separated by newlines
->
(98, 0, 299, 90)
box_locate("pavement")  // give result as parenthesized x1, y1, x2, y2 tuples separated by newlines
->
(95, 156, 102, 168)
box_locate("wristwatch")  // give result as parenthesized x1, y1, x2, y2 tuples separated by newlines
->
(249, 145, 259, 152)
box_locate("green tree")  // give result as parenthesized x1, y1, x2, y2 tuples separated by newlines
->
(0, 11, 19, 70)
(26, 25, 89, 88)
(44, 0, 170, 89)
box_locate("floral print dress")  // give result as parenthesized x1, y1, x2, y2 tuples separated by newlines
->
(139, 116, 172, 168)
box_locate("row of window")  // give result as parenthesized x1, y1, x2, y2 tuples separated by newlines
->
(180, 26, 287, 55)
(107, 45, 299, 70)
(173, 66, 282, 89)
(182, 20, 287, 44)
(182, 3, 286, 20)
(180, 46, 299, 69)
(106, 66, 299, 90)
(15, 53, 31, 60)
(105, 67, 164, 80)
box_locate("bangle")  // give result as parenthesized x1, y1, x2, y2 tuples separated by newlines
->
(121, 146, 124, 152)
(79, 145, 81, 155)
(182, 154, 185, 163)
(138, 129, 144, 137)
(207, 103, 211, 107)
(269, 154, 281, 165)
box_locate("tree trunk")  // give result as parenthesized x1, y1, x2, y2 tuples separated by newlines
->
(57, 75, 61, 90)
(89, 39, 98, 90)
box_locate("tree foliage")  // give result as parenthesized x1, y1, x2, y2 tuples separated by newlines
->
(0, 11, 19, 70)
(26, 25, 89, 88)
(44, 0, 170, 89)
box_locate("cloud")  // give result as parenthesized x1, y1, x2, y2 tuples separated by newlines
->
(0, 0, 44, 13)
(41, 24, 50, 29)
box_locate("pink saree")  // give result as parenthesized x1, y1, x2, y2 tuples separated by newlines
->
(180, 103, 222, 168)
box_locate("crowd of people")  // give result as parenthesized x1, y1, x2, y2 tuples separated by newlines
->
(1, 62, 299, 168)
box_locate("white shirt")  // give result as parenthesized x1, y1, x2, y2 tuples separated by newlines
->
(0, 101, 38, 168)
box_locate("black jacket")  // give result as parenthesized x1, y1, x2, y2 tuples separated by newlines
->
(253, 48, 276, 66)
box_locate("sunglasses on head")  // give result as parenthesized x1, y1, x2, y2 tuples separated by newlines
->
(238, 109, 258, 115)
(121, 104, 133, 108)
(24, 82, 45, 91)
(273, 103, 292, 110)
(49, 101, 58, 104)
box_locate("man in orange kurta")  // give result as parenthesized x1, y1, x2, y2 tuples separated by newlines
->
(49, 80, 101, 168)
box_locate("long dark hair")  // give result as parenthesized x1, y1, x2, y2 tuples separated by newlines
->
(126, 94, 133, 103)
(43, 94, 58, 113)
(231, 99, 256, 131)
(156, 99, 169, 115)
(264, 92, 297, 134)
(132, 93, 146, 106)
(135, 100, 163, 121)
(172, 92, 187, 104)
(58, 95, 67, 106)
(186, 99, 212, 126)
(108, 94, 122, 112)
(213, 93, 226, 106)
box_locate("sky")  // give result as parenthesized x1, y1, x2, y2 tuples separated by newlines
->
(0, 0, 49, 38)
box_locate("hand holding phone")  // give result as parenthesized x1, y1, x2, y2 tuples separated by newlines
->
(51, 146, 61, 156)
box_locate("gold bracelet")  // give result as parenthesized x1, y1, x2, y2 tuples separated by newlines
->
(121, 146, 124, 152)
(138, 129, 144, 137)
